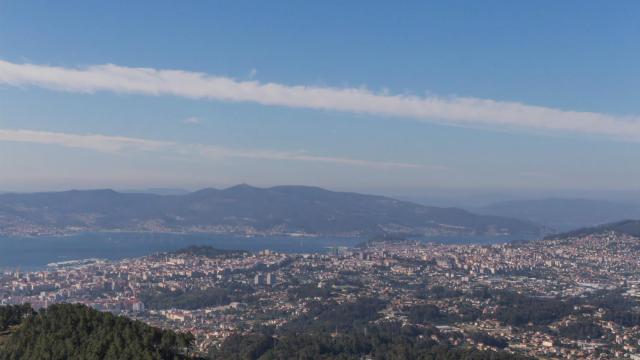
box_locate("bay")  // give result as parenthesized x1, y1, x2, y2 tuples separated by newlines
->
(0, 232, 532, 271)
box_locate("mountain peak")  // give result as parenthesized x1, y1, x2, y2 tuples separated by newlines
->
(223, 184, 260, 192)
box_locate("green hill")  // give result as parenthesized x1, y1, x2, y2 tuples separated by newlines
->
(547, 219, 640, 239)
(0, 304, 193, 360)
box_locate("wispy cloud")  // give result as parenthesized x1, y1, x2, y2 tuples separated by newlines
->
(1, 59, 638, 140)
(0, 128, 425, 170)
(0, 128, 171, 153)
(182, 116, 202, 125)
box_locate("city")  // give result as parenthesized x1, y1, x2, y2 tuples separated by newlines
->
(1, 1, 638, 359)
(2, 231, 639, 359)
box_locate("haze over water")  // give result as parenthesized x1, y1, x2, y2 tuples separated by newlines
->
(0, 233, 530, 271)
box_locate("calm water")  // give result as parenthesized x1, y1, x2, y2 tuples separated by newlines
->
(0, 232, 531, 271)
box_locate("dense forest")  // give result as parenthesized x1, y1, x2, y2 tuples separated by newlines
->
(281, 297, 386, 334)
(406, 303, 447, 324)
(469, 287, 640, 329)
(492, 291, 574, 326)
(0, 304, 193, 360)
(558, 318, 604, 340)
(210, 298, 531, 360)
(0, 305, 33, 332)
(467, 332, 508, 349)
(586, 290, 640, 327)
(209, 321, 531, 360)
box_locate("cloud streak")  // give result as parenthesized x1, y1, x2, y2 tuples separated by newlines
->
(0, 128, 425, 170)
(1, 59, 639, 140)
(182, 116, 202, 125)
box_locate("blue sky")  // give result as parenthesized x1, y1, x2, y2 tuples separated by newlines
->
(0, 1, 639, 194)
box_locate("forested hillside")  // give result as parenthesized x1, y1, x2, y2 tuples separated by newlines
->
(0, 304, 193, 360)
(209, 298, 532, 360)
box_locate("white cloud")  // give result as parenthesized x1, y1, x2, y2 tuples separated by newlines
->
(0, 128, 425, 170)
(0, 128, 171, 153)
(1, 59, 639, 140)
(182, 116, 202, 125)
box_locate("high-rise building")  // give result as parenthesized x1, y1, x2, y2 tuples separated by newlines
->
(132, 301, 145, 312)
(254, 273, 264, 286)
(266, 273, 276, 286)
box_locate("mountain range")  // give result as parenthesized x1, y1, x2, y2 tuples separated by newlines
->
(476, 198, 640, 232)
(0, 185, 541, 237)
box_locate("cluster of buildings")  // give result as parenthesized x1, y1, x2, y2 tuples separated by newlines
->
(1, 231, 640, 358)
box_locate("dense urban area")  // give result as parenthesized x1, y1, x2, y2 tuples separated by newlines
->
(2, 231, 640, 359)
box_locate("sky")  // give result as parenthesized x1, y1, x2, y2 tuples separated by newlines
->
(0, 1, 639, 196)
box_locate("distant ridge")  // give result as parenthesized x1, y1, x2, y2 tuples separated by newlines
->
(546, 219, 640, 240)
(120, 188, 191, 196)
(477, 198, 640, 232)
(172, 245, 248, 258)
(0, 185, 541, 237)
